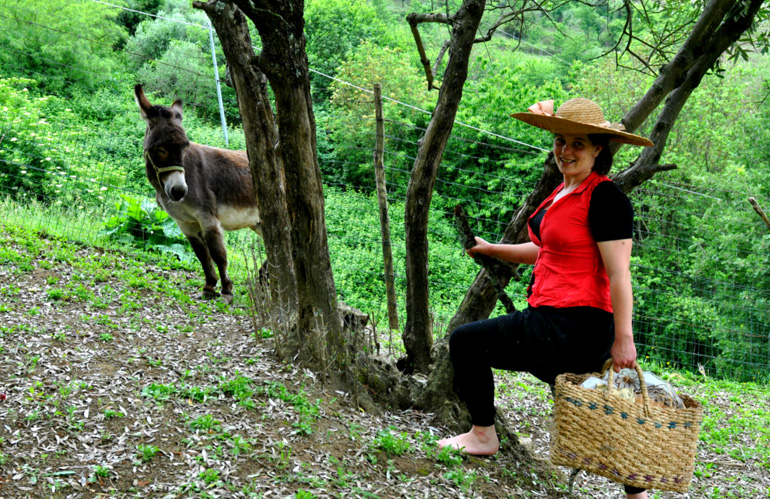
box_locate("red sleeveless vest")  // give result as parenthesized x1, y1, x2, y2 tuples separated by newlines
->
(527, 171, 613, 312)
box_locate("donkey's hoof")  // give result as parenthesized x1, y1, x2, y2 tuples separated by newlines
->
(220, 293, 233, 305)
(202, 289, 220, 300)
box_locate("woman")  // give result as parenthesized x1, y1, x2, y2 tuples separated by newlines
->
(438, 98, 652, 499)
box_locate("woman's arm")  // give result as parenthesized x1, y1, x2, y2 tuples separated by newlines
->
(597, 238, 637, 372)
(467, 237, 539, 265)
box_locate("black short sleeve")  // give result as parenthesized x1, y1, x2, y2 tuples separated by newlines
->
(589, 181, 633, 242)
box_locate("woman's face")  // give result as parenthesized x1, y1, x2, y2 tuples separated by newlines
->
(553, 134, 602, 178)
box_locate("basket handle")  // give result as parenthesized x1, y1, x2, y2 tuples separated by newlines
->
(601, 359, 651, 418)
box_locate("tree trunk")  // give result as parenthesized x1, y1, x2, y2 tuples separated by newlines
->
(194, 0, 299, 355)
(402, 0, 486, 375)
(200, 0, 344, 370)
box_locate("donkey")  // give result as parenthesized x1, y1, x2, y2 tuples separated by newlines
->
(134, 84, 262, 304)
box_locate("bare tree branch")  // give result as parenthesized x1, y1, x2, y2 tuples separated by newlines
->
(626, 47, 657, 75)
(749, 197, 770, 233)
(432, 40, 451, 80)
(407, 12, 452, 24)
(406, 13, 453, 90)
(454, 205, 517, 314)
(590, 0, 632, 63)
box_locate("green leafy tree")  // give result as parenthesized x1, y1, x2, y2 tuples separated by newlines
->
(115, 0, 165, 36)
(0, 0, 127, 94)
(305, 0, 390, 99)
(325, 40, 433, 188)
(127, 0, 238, 123)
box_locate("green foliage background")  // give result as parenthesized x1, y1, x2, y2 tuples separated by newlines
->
(0, 0, 768, 380)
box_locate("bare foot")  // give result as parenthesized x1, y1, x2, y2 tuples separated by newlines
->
(626, 492, 648, 499)
(437, 425, 499, 456)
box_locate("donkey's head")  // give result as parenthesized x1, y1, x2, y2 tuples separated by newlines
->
(134, 84, 190, 202)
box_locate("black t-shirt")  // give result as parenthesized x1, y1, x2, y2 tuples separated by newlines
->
(529, 181, 633, 242)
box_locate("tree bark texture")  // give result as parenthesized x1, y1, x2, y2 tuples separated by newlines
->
(202, 0, 344, 369)
(194, 0, 300, 355)
(403, 0, 486, 375)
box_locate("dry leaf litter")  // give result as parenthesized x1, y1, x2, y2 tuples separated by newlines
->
(0, 232, 767, 498)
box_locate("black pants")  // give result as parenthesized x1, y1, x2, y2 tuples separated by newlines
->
(448, 305, 645, 496)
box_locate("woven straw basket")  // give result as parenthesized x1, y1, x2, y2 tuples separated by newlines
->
(551, 364, 703, 492)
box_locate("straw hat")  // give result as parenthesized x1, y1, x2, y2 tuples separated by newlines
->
(511, 98, 653, 147)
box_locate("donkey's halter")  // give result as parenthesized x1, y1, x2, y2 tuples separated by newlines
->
(143, 149, 185, 188)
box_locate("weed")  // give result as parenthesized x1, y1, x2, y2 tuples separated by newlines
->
(147, 357, 163, 367)
(229, 435, 253, 456)
(199, 468, 220, 485)
(103, 409, 124, 420)
(137, 444, 159, 463)
(46, 288, 66, 301)
(292, 419, 314, 436)
(190, 414, 221, 432)
(0, 285, 20, 297)
(416, 430, 439, 451)
(270, 441, 292, 470)
(99, 332, 114, 342)
(141, 383, 176, 402)
(255, 327, 273, 339)
(373, 427, 412, 456)
(70, 284, 92, 301)
(433, 445, 464, 467)
(219, 374, 254, 400)
(89, 465, 111, 482)
(180, 385, 214, 403)
(444, 468, 477, 493)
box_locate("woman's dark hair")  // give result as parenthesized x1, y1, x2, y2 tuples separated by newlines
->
(588, 134, 613, 175)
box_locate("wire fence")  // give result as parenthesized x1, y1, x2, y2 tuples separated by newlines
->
(0, 0, 768, 381)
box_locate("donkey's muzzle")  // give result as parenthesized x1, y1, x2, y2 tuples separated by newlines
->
(169, 184, 188, 202)
(164, 171, 188, 202)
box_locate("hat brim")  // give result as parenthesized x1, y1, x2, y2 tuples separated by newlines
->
(510, 112, 654, 147)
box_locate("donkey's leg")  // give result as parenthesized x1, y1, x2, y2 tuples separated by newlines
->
(201, 218, 233, 304)
(179, 222, 220, 299)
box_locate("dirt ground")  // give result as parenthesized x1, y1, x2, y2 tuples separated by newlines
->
(0, 226, 767, 498)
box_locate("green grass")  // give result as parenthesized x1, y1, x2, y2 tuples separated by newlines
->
(676, 374, 770, 469)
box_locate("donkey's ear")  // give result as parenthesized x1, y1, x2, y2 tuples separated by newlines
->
(134, 84, 153, 122)
(171, 99, 184, 122)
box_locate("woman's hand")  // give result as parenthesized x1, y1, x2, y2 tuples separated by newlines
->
(467, 236, 493, 257)
(610, 333, 638, 372)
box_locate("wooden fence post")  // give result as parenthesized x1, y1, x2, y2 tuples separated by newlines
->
(373, 83, 400, 331)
